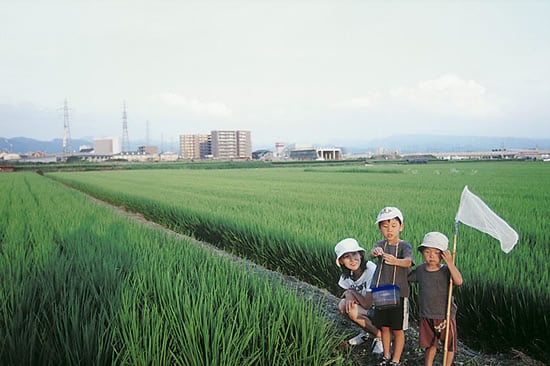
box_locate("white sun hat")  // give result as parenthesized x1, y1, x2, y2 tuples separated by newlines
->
(375, 206, 404, 224)
(334, 238, 365, 266)
(418, 231, 449, 252)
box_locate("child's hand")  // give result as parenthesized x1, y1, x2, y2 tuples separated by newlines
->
(441, 250, 453, 264)
(345, 298, 358, 314)
(343, 291, 358, 313)
(372, 247, 384, 257)
(382, 253, 398, 265)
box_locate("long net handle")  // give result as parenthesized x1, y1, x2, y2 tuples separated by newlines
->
(443, 221, 458, 366)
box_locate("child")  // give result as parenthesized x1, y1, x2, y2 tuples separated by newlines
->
(370, 207, 413, 366)
(335, 238, 383, 354)
(409, 232, 463, 366)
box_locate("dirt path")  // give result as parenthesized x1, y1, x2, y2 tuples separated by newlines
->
(91, 196, 543, 366)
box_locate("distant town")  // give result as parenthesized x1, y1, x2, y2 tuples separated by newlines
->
(3, 100, 550, 163)
(1, 131, 550, 164)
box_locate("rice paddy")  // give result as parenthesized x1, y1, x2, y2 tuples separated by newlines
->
(2, 160, 549, 362)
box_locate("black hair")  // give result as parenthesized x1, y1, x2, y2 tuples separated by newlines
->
(340, 251, 367, 279)
(377, 216, 402, 228)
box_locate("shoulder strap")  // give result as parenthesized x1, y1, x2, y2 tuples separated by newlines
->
(375, 241, 399, 287)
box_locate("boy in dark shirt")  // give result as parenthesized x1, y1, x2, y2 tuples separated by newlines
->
(409, 232, 463, 366)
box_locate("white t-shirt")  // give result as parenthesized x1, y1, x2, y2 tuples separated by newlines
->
(338, 261, 377, 296)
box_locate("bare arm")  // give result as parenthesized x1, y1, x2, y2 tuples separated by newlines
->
(442, 250, 463, 286)
(342, 289, 372, 310)
(380, 253, 412, 268)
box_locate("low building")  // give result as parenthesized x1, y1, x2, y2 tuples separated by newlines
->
(160, 152, 178, 161)
(138, 145, 159, 155)
(286, 144, 342, 161)
(0, 165, 15, 172)
(94, 137, 121, 154)
(112, 151, 159, 162)
(252, 149, 273, 160)
(0, 152, 22, 161)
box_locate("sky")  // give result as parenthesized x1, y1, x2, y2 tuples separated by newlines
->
(1, 0, 550, 149)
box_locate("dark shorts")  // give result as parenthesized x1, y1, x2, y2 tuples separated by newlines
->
(419, 317, 457, 352)
(373, 297, 409, 330)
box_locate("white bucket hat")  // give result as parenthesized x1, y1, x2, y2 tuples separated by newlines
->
(375, 206, 404, 225)
(418, 232, 449, 252)
(334, 238, 365, 266)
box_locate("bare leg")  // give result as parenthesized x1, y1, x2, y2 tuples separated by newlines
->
(444, 351, 455, 366)
(424, 344, 437, 366)
(392, 329, 405, 363)
(340, 300, 379, 336)
(381, 326, 392, 359)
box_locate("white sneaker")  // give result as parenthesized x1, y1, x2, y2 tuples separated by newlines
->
(371, 338, 383, 354)
(348, 330, 367, 345)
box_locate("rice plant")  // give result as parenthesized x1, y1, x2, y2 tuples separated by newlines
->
(47, 161, 550, 360)
(0, 172, 339, 365)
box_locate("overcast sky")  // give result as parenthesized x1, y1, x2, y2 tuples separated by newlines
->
(1, 0, 549, 148)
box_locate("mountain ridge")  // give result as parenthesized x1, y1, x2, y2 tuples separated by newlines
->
(2, 135, 550, 155)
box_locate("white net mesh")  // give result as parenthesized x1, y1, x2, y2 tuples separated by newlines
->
(455, 186, 519, 253)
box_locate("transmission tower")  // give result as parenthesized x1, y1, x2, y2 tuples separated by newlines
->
(62, 99, 72, 155)
(122, 100, 130, 152)
(146, 120, 150, 146)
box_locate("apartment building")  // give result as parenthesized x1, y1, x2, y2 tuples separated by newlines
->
(179, 134, 211, 160)
(180, 130, 251, 160)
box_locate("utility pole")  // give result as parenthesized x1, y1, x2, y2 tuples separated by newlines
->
(122, 100, 130, 152)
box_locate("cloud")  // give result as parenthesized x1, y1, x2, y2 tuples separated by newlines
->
(389, 74, 503, 118)
(153, 93, 232, 117)
(334, 74, 503, 119)
(333, 93, 380, 109)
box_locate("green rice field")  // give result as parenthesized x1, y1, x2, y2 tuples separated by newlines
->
(2, 160, 549, 363)
(0, 172, 337, 365)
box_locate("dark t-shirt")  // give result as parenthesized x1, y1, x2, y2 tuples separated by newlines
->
(371, 239, 413, 298)
(409, 263, 456, 319)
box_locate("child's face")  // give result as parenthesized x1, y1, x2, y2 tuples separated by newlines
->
(378, 218, 403, 242)
(339, 251, 362, 271)
(421, 247, 442, 265)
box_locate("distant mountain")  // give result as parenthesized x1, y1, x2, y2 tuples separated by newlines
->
(3, 134, 550, 155)
(0, 136, 175, 155)
(339, 135, 550, 154)
(0, 137, 93, 155)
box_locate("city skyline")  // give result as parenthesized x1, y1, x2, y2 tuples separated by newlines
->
(1, 1, 550, 147)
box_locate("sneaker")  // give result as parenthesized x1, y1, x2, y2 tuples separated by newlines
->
(389, 362, 401, 366)
(347, 330, 368, 345)
(378, 356, 390, 366)
(371, 337, 383, 355)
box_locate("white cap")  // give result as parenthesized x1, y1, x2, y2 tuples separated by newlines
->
(418, 232, 449, 252)
(334, 238, 365, 266)
(375, 207, 404, 225)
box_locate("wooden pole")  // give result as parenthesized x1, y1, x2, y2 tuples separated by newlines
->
(443, 221, 458, 366)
